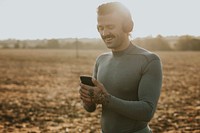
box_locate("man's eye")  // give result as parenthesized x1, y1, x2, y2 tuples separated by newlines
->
(107, 25, 114, 29)
(98, 26, 104, 31)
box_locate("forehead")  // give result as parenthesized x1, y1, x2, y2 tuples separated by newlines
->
(97, 12, 122, 25)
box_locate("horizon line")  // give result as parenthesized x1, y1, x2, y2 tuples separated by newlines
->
(0, 34, 200, 41)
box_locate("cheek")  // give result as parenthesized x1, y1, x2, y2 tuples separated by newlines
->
(113, 26, 124, 34)
(114, 30, 124, 38)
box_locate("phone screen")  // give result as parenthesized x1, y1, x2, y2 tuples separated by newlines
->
(80, 76, 95, 86)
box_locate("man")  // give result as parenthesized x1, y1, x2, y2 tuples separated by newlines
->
(79, 2, 162, 133)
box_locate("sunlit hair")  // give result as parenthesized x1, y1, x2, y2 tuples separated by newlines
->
(97, 2, 134, 33)
(97, 2, 129, 16)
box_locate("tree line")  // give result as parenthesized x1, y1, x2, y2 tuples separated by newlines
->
(0, 35, 200, 51)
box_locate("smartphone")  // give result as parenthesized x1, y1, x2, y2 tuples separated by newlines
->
(80, 75, 95, 86)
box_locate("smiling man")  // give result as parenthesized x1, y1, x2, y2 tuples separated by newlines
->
(79, 2, 162, 133)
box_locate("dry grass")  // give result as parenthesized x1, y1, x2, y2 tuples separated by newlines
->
(0, 49, 199, 133)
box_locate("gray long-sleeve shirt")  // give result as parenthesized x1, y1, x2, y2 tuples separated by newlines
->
(93, 43, 162, 133)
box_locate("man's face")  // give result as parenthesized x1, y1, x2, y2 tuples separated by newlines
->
(97, 12, 127, 51)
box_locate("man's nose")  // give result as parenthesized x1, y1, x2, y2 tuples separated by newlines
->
(102, 29, 109, 36)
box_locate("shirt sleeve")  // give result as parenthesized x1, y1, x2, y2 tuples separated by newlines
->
(105, 59, 162, 122)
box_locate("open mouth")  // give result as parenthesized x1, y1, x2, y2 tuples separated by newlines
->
(103, 36, 115, 43)
(104, 37, 114, 42)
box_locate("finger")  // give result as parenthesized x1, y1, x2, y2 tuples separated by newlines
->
(80, 83, 94, 90)
(80, 87, 92, 97)
(81, 98, 91, 103)
(80, 91, 91, 99)
(80, 94, 91, 98)
(79, 87, 88, 94)
(80, 89, 93, 102)
(80, 85, 95, 96)
(78, 87, 84, 94)
(81, 95, 92, 103)
(80, 83, 96, 96)
(92, 78, 99, 86)
(92, 78, 103, 89)
(80, 91, 90, 99)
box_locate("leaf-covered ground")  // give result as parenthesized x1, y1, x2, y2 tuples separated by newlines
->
(0, 50, 199, 133)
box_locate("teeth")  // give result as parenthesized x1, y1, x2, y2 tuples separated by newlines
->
(105, 38, 113, 42)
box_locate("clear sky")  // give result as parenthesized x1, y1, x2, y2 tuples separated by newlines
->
(0, 0, 199, 40)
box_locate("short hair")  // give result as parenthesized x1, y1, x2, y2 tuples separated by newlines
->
(97, 2, 134, 33)
(97, 2, 130, 16)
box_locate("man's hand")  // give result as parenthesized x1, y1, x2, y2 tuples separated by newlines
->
(79, 78, 110, 105)
(78, 85, 96, 112)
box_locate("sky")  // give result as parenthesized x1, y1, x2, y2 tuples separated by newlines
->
(0, 0, 199, 40)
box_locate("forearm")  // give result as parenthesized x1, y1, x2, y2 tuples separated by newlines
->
(105, 95, 154, 122)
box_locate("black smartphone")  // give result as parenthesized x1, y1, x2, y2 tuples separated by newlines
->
(80, 75, 95, 86)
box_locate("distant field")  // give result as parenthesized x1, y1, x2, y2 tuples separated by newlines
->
(0, 49, 199, 133)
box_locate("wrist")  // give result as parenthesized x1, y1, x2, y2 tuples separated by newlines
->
(102, 93, 111, 105)
(93, 91, 111, 105)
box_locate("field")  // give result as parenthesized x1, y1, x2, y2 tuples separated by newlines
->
(0, 49, 199, 133)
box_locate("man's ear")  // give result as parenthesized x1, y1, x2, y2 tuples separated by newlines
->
(122, 19, 134, 33)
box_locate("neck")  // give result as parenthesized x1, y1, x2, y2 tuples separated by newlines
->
(112, 37, 130, 52)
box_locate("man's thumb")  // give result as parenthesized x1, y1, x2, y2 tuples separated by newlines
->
(92, 78, 100, 87)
